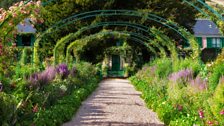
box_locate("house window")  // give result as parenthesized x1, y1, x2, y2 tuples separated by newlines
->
(22, 35, 32, 46)
(212, 38, 221, 48)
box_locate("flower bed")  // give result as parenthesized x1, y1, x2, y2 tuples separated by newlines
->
(130, 58, 224, 126)
(0, 62, 100, 126)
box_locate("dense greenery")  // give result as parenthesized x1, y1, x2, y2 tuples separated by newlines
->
(0, 61, 100, 126)
(0, 0, 224, 125)
(37, 0, 201, 63)
(130, 56, 224, 125)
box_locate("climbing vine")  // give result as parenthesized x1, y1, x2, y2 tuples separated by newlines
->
(65, 31, 130, 64)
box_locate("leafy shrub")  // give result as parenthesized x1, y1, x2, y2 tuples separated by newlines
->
(150, 58, 172, 78)
(209, 63, 224, 90)
(33, 78, 99, 126)
(0, 92, 17, 126)
(75, 62, 97, 81)
(14, 64, 38, 80)
(130, 58, 220, 126)
(173, 58, 201, 76)
(209, 77, 224, 125)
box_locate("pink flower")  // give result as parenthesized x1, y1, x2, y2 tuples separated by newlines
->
(198, 109, 204, 118)
(220, 110, 224, 115)
(207, 121, 213, 125)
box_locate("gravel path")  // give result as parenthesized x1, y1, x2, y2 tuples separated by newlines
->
(63, 79, 164, 126)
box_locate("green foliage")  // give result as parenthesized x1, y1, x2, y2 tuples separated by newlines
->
(19, 48, 32, 66)
(33, 77, 99, 126)
(150, 58, 172, 78)
(14, 64, 37, 80)
(209, 78, 224, 125)
(209, 63, 224, 90)
(75, 62, 97, 81)
(130, 57, 224, 125)
(33, 41, 40, 68)
(0, 92, 17, 126)
(173, 58, 202, 76)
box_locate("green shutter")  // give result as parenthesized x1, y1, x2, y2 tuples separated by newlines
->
(207, 37, 213, 48)
(196, 37, 202, 48)
(221, 38, 224, 48)
(16, 35, 23, 46)
(31, 34, 35, 46)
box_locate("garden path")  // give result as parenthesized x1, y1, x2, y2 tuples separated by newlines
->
(63, 79, 164, 126)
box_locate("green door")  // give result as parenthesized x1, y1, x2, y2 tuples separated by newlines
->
(112, 55, 120, 71)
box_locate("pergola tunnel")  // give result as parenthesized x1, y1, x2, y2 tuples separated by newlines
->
(1, 0, 224, 125)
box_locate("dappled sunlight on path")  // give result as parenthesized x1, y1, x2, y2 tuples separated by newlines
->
(63, 79, 164, 126)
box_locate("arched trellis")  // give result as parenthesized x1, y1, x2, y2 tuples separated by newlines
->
(53, 21, 153, 65)
(32, 1, 224, 66)
(53, 21, 181, 65)
(64, 30, 168, 64)
(32, 10, 199, 66)
(41, 0, 222, 19)
(35, 10, 188, 42)
(62, 29, 177, 65)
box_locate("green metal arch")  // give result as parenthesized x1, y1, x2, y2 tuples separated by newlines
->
(35, 10, 188, 42)
(53, 21, 154, 65)
(65, 31, 159, 64)
(54, 29, 154, 65)
(54, 21, 179, 65)
(41, 0, 222, 19)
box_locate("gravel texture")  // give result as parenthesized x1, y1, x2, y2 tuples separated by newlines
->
(63, 79, 164, 126)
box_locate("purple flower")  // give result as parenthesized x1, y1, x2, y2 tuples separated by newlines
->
(39, 66, 57, 84)
(190, 76, 207, 91)
(28, 66, 57, 88)
(57, 64, 69, 79)
(169, 69, 193, 83)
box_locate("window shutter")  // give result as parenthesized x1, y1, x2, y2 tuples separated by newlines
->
(196, 37, 202, 48)
(221, 38, 224, 48)
(16, 35, 23, 46)
(31, 34, 35, 46)
(207, 37, 212, 48)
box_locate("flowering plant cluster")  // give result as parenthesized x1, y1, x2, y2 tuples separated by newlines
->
(28, 64, 75, 89)
(132, 58, 224, 125)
